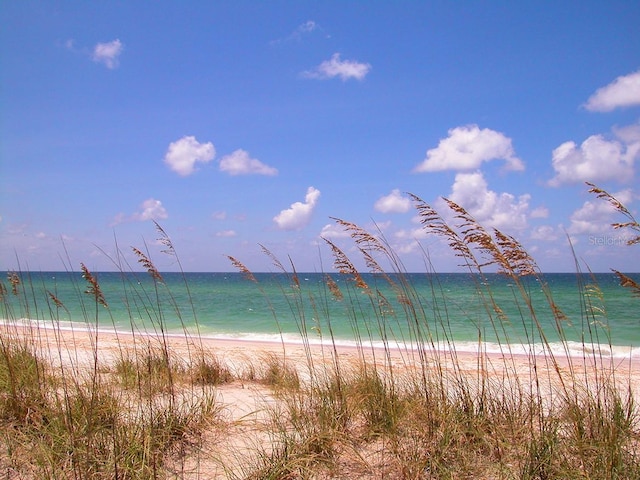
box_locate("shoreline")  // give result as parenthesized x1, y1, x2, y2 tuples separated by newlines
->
(3, 319, 639, 394)
(4, 317, 639, 360)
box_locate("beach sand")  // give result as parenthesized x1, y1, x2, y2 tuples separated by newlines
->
(3, 322, 639, 478)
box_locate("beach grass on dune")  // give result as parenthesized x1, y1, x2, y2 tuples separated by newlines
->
(1, 185, 640, 478)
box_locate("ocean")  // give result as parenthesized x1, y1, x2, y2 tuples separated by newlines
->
(2, 271, 639, 358)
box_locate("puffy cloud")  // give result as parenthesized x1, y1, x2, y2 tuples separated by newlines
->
(164, 136, 215, 176)
(319, 223, 351, 239)
(584, 70, 640, 112)
(530, 206, 549, 219)
(445, 172, 531, 230)
(374, 189, 411, 213)
(548, 125, 639, 186)
(215, 230, 237, 238)
(302, 53, 371, 81)
(219, 149, 278, 176)
(111, 198, 169, 226)
(273, 187, 321, 230)
(530, 225, 560, 242)
(132, 198, 168, 222)
(92, 39, 123, 69)
(413, 125, 524, 173)
(568, 189, 634, 235)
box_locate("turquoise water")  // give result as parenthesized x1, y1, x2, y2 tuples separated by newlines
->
(2, 271, 639, 357)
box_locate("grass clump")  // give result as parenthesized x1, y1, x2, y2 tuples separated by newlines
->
(0, 339, 47, 423)
(254, 352, 301, 391)
(191, 351, 234, 386)
(0, 332, 220, 479)
(114, 344, 178, 396)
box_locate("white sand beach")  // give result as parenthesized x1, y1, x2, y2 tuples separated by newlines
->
(3, 322, 639, 478)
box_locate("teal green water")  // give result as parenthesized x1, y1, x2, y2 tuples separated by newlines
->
(2, 271, 639, 357)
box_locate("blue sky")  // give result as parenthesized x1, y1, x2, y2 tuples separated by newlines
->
(1, 1, 639, 273)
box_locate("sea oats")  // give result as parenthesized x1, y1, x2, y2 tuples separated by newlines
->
(226, 255, 257, 283)
(325, 274, 343, 302)
(131, 247, 164, 283)
(8, 271, 20, 296)
(408, 193, 479, 269)
(443, 197, 504, 270)
(587, 182, 640, 245)
(80, 263, 107, 308)
(47, 290, 65, 310)
(153, 220, 176, 256)
(259, 244, 300, 288)
(322, 237, 369, 292)
(331, 217, 389, 275)
(494, 229, 538, 277)
(611, 269, 640, 297)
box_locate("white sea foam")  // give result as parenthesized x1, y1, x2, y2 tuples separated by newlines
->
(3, 318, 638, 360)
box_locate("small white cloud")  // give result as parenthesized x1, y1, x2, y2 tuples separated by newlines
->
(212, 211, 227, 220)
(319, 223, 352, 239)
(132, 198, 168, 222)
(445, 172, 531, 230)
(219, 149, 278, 176)
(92, 39, 123, 69)
(394, 227, 429, 241)
(391, 227, 431, 255)
(374, 189, 411, 213)
(216, 230, 237, 238)
(112, 198, 168, 225)
(164, 136, 215, 176)
(296, 20, 318, 34)
(272, 20, 319, 44)
(530, 225, 559, 241)
(302, 53, 371, 81)
(274, 187, 321, 230)
(413, 124, 524, 173)
(548, 125, 639, 186)
(584, 70, 640, 112)
(568, 189, 634, 235)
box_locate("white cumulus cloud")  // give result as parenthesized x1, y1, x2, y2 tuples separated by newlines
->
(445, 172, 531, 230)
(530, 225, 560, 242)
(584, 70, 640, 112)
(530, 206, 549, 219)
(92, 39, 123, 69)
(374, 189, 411, 213)
(568, 189, 634, 235)
(548, 125, 640, 186)
(219, 149, 278, 176)
(164, 136, 215, 176)
(111, 198, 168, 225)
(274, 187, 321, 230)
(130, 198, 168, 222)
(302, 53, 371, 81)
(319, 223, 351, 239)
(413, 125, 524, 173)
